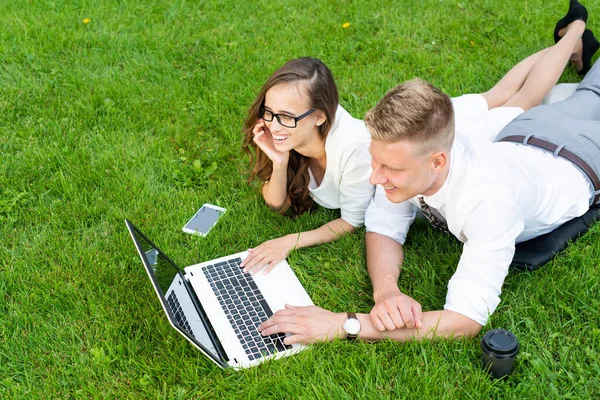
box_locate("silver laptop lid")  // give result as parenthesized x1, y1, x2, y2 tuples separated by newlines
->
(125, 220, 228, 368)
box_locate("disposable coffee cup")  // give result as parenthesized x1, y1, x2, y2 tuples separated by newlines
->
(480, 329, 519, 379)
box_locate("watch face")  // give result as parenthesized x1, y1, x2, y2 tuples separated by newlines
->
(344, 318, 360, 335)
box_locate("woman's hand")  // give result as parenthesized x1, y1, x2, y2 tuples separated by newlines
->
(241, 234, 299, 274)
(253, 120, 290, 166)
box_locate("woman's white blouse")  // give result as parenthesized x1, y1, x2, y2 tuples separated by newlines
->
(308, 105, 374, 227)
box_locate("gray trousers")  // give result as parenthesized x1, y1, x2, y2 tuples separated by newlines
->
(495, 61, 600, 205)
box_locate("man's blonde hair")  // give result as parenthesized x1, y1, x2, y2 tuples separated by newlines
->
(364, 78, 455, 154)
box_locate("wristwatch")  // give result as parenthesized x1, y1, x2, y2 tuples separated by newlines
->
(342, 312, 361, 340)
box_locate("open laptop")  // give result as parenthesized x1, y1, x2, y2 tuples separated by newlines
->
(125, 220, 314, 369)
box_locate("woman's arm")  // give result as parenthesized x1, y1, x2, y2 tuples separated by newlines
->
(294, 217, 355, 248)
(252, 119, 291, 209)
(241, 217, 355, 274)
(261, 160, 290, 210)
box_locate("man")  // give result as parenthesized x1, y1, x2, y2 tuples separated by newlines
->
(258, 55, 600, 346)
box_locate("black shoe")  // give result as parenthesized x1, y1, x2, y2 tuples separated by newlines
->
(554, 0, 588, 44)
(579, 29, 600, 76)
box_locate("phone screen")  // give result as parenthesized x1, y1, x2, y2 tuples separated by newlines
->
(183, 205, 225, 235)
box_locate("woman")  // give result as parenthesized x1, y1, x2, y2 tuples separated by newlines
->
(241, 57, 374, 274)
(241, 3, 596, 274)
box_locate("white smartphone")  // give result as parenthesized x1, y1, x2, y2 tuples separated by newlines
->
(182, 203, 226, 236)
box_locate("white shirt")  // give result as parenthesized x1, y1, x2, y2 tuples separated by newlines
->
(365, 132, 593, 325)
(309, 105, 374, 227)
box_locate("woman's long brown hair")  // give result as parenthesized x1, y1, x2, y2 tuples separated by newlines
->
(242, 58, 339, 215)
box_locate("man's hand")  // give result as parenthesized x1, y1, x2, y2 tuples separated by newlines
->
(258, 304, 346, 345)
(370, 288, 423, 331)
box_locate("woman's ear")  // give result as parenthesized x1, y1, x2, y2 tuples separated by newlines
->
(315, 110, 327, 127)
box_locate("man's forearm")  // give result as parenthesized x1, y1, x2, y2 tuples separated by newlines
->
(259, 307, 482, 346)
(366, 232, 404, 301)
(355, 310, 482, 342)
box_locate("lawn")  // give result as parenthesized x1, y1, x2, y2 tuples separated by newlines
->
(1, 0, 599, 398)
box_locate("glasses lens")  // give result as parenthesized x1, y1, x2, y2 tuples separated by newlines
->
(260, 109, 274, 121)
(277, 115, 296, 128)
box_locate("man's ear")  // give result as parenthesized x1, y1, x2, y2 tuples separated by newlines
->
(431, 151, 447, 171)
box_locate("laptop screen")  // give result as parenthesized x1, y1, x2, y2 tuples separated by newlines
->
(126, 221, 224, 364)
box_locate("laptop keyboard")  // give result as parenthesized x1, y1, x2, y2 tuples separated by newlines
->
(167, 291, 195, 339)
(203, 257, 292, 361)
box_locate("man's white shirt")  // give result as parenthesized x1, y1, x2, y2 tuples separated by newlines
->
(365, 132, 593, 325)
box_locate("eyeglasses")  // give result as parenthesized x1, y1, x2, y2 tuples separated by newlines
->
(259, 107, 316, 128)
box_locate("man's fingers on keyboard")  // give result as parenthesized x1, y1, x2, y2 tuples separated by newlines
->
(260, 312, 290, 329)
(259, 321, 295, 337)
(283, 334, 302, 345)
(270, 307, 296, 317)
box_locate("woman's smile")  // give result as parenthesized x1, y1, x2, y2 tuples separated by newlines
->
(272, 133, 291, 143)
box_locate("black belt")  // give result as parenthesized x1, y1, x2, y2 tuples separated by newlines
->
(499, 135, 600, 205)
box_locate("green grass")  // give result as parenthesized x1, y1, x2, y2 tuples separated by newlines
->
(2, 0, 600, 398)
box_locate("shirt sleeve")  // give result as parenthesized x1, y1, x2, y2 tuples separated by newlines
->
(364, 185, 417, 244)
(338, 144, 376, 227)
(444, 199, 524, 325)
